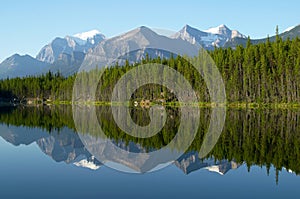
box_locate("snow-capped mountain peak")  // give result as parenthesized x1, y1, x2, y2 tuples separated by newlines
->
(171, 24, 207, 46)
(36, 30, 105, 64)
(205, 24, 233, 38)
(205, 24, 229, 35)
(205, 24, 246, 39)
(73, 29, 103, 40)
(173, 24, 246, 49)
(283, 25, 297, 33)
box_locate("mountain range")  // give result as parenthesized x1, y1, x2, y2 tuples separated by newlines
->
(0, 123, 240, 174)
(1, 24, 299, 79)
(0, 124, 102, 170)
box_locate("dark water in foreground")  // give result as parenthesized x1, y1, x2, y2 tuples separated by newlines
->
(0, 105, 299, 198)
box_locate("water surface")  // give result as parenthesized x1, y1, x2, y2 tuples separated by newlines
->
(0, 106, 299, 198)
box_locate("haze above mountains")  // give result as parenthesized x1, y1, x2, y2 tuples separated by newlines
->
(1, 24, 299, 79)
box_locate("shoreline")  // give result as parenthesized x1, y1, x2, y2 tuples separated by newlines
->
(2, 100, 300, 109)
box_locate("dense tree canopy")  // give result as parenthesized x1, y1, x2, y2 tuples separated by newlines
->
(0, 105, 299, 183)
(0, 36, 300, 104)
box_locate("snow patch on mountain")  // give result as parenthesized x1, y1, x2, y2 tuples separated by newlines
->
(205, 165, 225, 175)
(81, 26, 200, 70)
(73, 29, 102, 40)
(74, 158, 101, 170)
(36, 30, 105, 64)
(172, 24, 246, 49)
(205, 24, 246, 39)
(205, 24, 227, 35)
(231, 30, 247, 39)
(283, 25, 296, 33)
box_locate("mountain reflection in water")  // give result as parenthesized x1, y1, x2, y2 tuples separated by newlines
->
(0, 105, 299, 183)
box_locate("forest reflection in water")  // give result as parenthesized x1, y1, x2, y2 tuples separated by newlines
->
(0, 105, 299, 183)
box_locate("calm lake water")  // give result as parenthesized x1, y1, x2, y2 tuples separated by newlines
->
(0, 105, 299, 199)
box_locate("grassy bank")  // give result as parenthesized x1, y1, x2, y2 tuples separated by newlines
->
(41, 100, 300, 109)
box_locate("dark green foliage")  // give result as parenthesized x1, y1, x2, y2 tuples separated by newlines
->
(0, 106, 299, 179)
(0, 105, 75, 132)
(0, 37, 300, 103)
(211, 36, 300, 103)
(0, 71, 75, 101)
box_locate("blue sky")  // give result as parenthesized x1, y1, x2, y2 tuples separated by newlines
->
(1, 0, 300, 62)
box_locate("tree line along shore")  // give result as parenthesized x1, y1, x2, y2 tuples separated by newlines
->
(1, 36, 300, 107)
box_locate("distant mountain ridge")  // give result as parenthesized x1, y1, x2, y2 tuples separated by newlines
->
(0, 54, 47, 79)
(174, 150, 240, 175)
(224, 24, 300, 48)
(1, 24, 300, 78)
(172, 24, 246, 49)
(0, 123, 240, 174)
(36, 30, 105, 64)
(0, 124, 102, 170)
(81, 26, 200, 70)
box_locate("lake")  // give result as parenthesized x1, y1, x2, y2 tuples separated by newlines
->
(0, 105, 299, 198)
